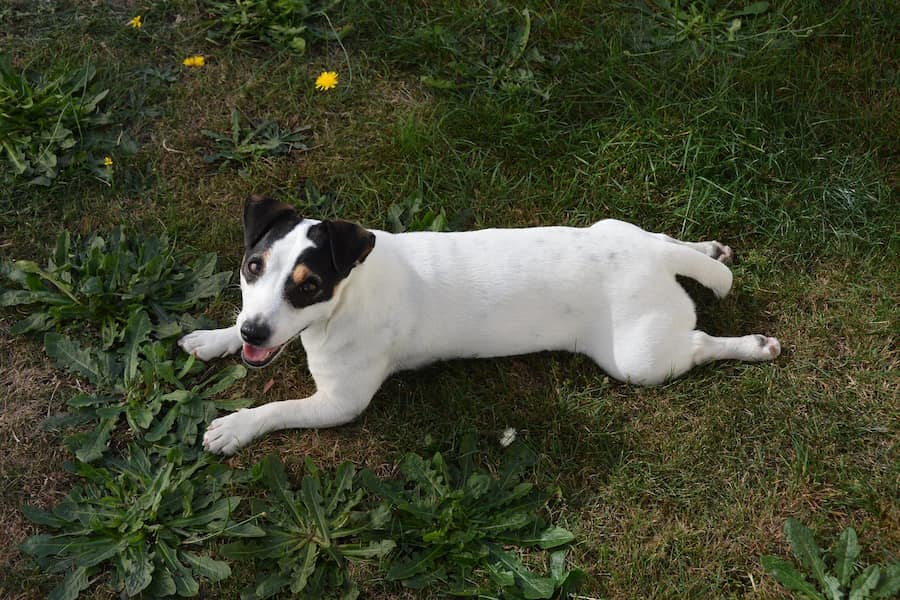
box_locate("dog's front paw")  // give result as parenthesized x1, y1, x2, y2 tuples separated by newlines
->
(203, 409, 261, 456)
(178, 328, 241, 361)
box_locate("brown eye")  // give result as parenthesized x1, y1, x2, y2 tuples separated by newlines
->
(247, 257, 263, 276)
(301, 279, 319, 293)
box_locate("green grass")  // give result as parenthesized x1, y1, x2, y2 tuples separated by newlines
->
(1, 0, 897, 598)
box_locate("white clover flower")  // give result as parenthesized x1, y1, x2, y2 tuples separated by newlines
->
(499, 427, 517, 447)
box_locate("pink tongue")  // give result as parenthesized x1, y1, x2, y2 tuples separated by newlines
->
(243, 343, 275, 363)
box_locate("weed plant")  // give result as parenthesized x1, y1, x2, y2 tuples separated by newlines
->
(761, 518, 900, 600)
(206, 0, 350, 53)
(6, 231, 576, 598)
(0, 55, 120, 185)
(202, 109, 311, 167)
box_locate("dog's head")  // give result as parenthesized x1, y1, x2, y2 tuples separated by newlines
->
(236, 195, 375, 368)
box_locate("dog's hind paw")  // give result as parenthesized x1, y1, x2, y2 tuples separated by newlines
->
(754, 335, 781, 360)
(178, 327, 241, 361)
(713, 243, 733, 264)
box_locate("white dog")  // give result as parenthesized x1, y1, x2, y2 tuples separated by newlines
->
(179, 196, 781, 455)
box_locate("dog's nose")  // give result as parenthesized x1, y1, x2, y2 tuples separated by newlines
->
(240, 320, 272, 347)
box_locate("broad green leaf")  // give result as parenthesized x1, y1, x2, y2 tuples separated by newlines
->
(537, 526, 575, 549)
(223, 522, 266, 538)
(41, 411, 95, 431)
(156, 540, 199, 597)
(507, 8, 531, 66)
(199, 364, 247, 397)
(145, 405, 178, 442)
(464, 472, 491, 498)
(243, 573, 290, 599)
(126, 402, 153, 431)
(458, 430, 477, 483)
(872, 563, 900, 598)
(486, 561, 516, 588)
(386, 546, 446, 581)
(289, 542, 318, 594)
(20, 534, 70, 558)
(732, 1, 770, 17)
(324, 461, 356, 515)
(400, 453, 446, 500)
(124, 544, 154, 596)
(168, 496, 242, 528)
(48, 565, 90, 600)
(339, 539, 396, 559)
(146, 566, 177, 597)
(67, 393, 109, 408)
(122, 310, 152, 384)
(261, 455, 305, 527)
(300, 473, 331, 546)
(53, 230, 70, 269)
(833, 526, 861, 587)
(73, 536, 128, 567)
(44, 333, 104, 384)
(214, 396, 255, 411)
(161, 390, 193, 404)
(10, 311, 52, 334)
(181, 551, 231, 582)
(549, 550, 586, 596)
(497, 442, 537, 490)
(488, 546, 556, 599)
(850, 565, 881, 600)
(785, 518, 842, 600)
(359, 470, 431, 521)
(220, 540, 278, 560)
(11, 260, 78, 302)
(72, 416, 116, 462)
(550, 549, 567, 581)
(479, 511, 532, 534)
(21, 505, 70, 528)
(760, 555, 825, 600)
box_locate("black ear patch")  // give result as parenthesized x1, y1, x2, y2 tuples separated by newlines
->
(320, 220, 376, 277)
(285, 220, 375, 309)
(242, 195, 302, 249)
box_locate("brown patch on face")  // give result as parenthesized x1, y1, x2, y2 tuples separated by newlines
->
(292, 264, 311, 284)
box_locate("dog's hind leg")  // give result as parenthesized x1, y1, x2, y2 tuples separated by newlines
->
(652, 232, 734, 263)
(664, 244, 734, 299)
(178, 325, 242, 361)
(691, 331, 781, 365)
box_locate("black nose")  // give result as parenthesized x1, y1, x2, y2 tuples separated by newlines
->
(240, 320, 271, 347)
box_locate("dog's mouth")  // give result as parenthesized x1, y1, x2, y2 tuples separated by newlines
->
(241, 343, 285, 368)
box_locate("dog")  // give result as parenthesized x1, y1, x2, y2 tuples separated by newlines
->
(179, 195, 781, 455)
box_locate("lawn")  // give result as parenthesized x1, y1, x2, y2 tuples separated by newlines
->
(1, 1, 897, 598)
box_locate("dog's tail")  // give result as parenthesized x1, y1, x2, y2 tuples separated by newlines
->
(666, 245, 733, 299)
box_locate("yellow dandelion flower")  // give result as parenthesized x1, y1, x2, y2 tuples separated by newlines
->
(183, 55, 205, 68)
(128, 15, 142, 29)
(315, 71, 338, 91)
(103, 156, 113, 167)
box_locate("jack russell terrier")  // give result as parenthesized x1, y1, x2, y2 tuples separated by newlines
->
(179, 195, 781, 455)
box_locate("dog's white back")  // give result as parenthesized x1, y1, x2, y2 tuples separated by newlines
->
(180, 197, 780, 455)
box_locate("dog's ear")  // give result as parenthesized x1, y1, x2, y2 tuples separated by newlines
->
(322, 220, 376, 277)
(242, 195, 300, 249)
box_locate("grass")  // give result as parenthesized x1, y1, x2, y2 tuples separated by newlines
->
(1, 0, 897, 597)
